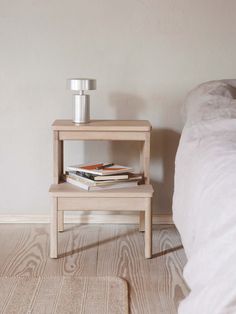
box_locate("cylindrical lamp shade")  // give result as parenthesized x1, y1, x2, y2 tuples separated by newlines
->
(68, 79, 96, 91)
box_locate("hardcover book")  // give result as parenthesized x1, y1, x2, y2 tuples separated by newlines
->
(65, 176, 139, 191)
(65, 172, 142, 186)
(66, 162, 133, 176)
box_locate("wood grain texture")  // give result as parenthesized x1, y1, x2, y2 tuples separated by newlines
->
(0, 224, 189, 314)
(0, 224, 48, 277)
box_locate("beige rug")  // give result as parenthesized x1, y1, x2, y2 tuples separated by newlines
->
(0, 276, 128, 314)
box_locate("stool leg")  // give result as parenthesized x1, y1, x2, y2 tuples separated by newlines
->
(145, 204, 152, 259)
(139, 211, 145, 232)
(58, 211, 64, 232)
(50, 198, 58, 258)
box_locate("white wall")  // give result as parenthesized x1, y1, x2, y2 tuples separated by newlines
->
(0, 0, 235, 216)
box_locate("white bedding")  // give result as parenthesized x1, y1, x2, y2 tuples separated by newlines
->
(173, 80, 236, 314)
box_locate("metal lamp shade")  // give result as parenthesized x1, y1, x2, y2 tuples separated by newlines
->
(68, 78, 96, 91)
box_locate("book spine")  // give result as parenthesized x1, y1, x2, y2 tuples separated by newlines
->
(66, 177, 89, 190)
(68, 173, 96, 185)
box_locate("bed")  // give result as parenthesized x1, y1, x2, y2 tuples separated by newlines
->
(173, 80, 236, 314)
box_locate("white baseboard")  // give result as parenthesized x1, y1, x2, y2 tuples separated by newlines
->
(0, 213, 173, 225)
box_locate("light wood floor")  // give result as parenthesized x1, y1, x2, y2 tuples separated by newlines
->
(0, 224, 189, 314)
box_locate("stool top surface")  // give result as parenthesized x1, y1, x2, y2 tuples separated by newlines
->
(52, 120, 152, 132)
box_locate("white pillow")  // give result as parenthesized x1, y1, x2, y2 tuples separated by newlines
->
(182, 81, 236, 125)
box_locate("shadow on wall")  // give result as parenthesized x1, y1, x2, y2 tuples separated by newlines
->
(109, 92, 146, 119)
(83, 92, 181, 215)
(108, 92, 146, 173)
(151, 128, 180, 215)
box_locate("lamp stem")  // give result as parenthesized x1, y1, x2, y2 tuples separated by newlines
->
(73, 94, 90, 124)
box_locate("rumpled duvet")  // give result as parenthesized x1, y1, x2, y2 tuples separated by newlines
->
(173, 80, 236, 314)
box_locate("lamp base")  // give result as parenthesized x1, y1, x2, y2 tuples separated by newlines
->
(73, 94, 90, 124)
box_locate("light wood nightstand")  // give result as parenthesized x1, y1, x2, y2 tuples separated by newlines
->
(49, 120, 154, 259)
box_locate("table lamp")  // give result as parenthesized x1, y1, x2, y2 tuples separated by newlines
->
(68, 78, 96, 124)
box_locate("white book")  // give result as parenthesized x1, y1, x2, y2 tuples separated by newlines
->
(65, 173, 142, 186)
(94, 174, 129, 181)
(66, 176, 139, 191)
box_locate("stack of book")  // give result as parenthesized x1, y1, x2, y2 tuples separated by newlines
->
(64, 162, 142, 191)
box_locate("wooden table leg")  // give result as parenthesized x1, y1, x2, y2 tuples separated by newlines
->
(145, 200, 152, 259)
(139, 133, 150, 232)
(139, 212, 145, 232)
(58, 211, 64, 232)
(50, 198, 58, 258)
(53, 131, 63, 184)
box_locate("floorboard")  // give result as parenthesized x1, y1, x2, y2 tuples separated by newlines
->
(0, 224, 189, 314)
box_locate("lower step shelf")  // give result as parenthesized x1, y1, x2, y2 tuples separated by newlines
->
(49, 182, 154, 198)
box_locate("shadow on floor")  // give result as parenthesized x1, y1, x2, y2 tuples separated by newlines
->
(57, 228, 137, 258)
(152, 245, 184, 258)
